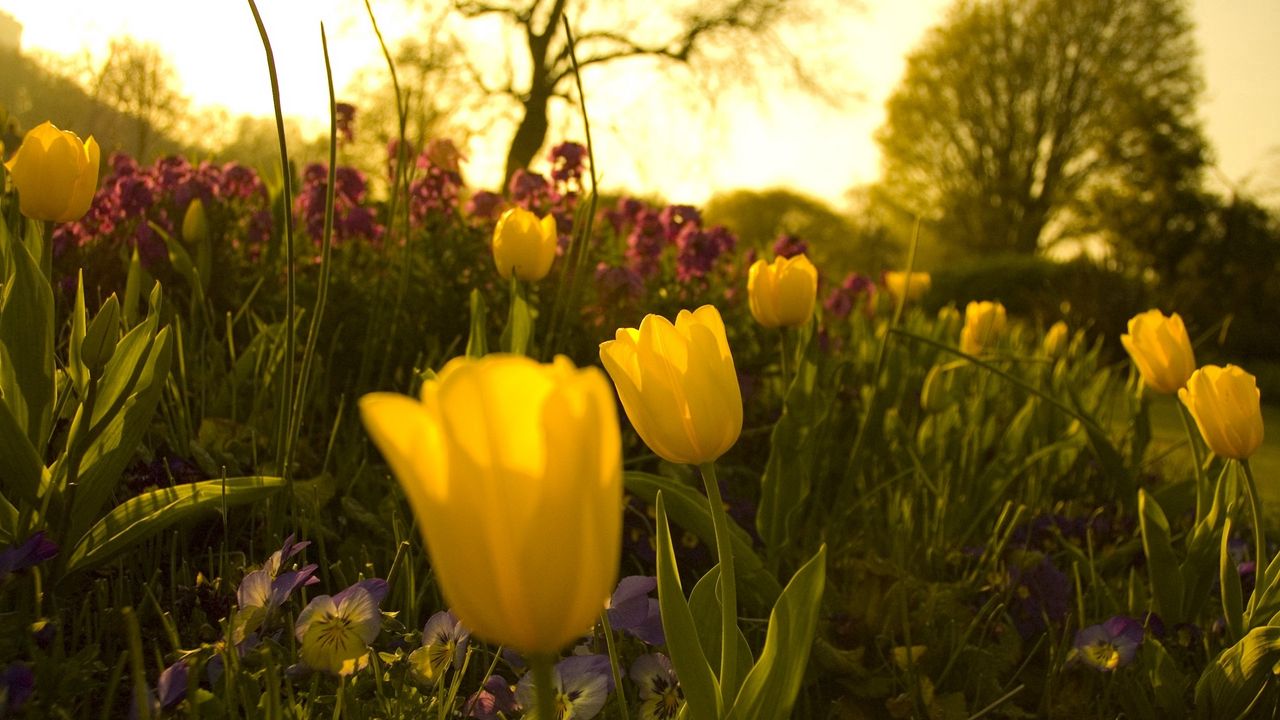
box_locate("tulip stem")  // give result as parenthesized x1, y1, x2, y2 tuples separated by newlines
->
(779, 328, 792, 389)
(529, 654, 558, 720)
(1241, 459, 1269, 593)
(599, 610, 631, 720)
(1176, 400, 1209, 524)
(700, 460, 738, 700)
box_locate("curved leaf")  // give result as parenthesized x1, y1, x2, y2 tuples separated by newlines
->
(65, 476, 285, 574)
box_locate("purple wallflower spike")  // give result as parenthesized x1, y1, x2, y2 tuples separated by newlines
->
(515, 654, 613, 719)
(1072, 615, 1144, 671)
(1, 663, 34, 714)
(467, 190, 503, 221)
(771, 233, 807, 258)
(658, 205, 701, 242)
(156, 659, 188, 709)
(630, 654, 683, 720)
(335, 102, 356, 143)
(465, 674, 518, 720)
(0, 532, 58, 580)
(409, 610, 471, 684)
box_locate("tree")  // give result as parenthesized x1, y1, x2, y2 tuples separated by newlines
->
(875, 0, 1205, 257)
(89, 37, 189, 159)
(450, 0, 835, 186)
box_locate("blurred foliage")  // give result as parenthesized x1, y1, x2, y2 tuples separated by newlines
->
(926, 254, 1148, 357)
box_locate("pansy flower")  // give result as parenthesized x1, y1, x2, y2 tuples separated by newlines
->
(0, 532, 58, 581)
(1071, 616, 1144, 671)
(409, 610, 470, 684)
(234, 535, 319, 641)
(515, 654, 613, 719)
(465, 674, 518, 720)
(607, 576, 664, 646)
(294, 581, 386, 675)
(630, 654, 683, 720)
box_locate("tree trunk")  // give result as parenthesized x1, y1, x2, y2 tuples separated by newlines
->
(503, 88, 552, 191)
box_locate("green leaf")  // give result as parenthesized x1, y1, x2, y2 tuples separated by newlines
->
(0, 228, 54, 449)
(466, 289, 488, 358)
(626, 471, 780, 611)
(655, 492, 722, 720)
(154, 221, 207, 309)
(64, 476, 285, 574)
(67, 327, 173, 540)
(1139, 490, 1185, 622)
(1195, 625, 1280, 720)
(1220, 514, 1244, 642)
(0, 394, 44, 508)
(688, 565, 754, 702)
(727, 545, 826, 720)
(499, 277, 533, 356)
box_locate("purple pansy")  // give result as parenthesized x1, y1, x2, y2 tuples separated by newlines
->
(608, 576, 665, 646)
(0, 532, 58, 581)
(1072, 615, 1144, 671)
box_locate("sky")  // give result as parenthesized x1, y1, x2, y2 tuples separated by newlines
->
(4, 0, 1278, 208)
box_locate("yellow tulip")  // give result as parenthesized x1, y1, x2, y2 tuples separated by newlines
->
(599, 305, 742, 465)
(1120, 309, 1195, 394)
(4, 121, 100, 223)
(492, 207, 557, 281)
(884, 271, 931, 304)
(959, 301, 1007, 356)
(1178, 365, 1264, 460)
(359, 354, 622, 654)
(747, 253, 818, 328)
(1043, 321, 1069, 358)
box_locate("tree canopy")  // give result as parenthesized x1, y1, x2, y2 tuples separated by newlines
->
(875, 0, 1205, 257)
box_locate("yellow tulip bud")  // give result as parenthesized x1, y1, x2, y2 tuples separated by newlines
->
(182, 198, 210, 244)
(4, 121, 100, 223)
(359, 354, 622, 654)
(492, 207, 557, 281)
(1120, 309, 1195, 394)
(1043, 321, 1069, 358)
(884, 271, 931, 304)
(959, 301, 1006, 356)
(935, 305, 962, 337)
(1178, 364, 1264, 460)
(599, 305, 743, 465)
(747, 253, 818, 328)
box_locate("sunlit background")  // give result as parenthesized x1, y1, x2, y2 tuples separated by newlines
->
(3, 0, 1277, 207)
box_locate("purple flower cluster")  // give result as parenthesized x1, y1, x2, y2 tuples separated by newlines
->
(55, 154, 271, 270)
(675, 224, 736, 282)
(549, 141, 587, 187)
(409, 139, 466, 223)
(295, 164, 383, 247)
(335, 102, 356, 144)
(608, 198, 736, 283)
(465, 190, 503, 222)
(771, 233, 808, 259)
(824, 272, 876, 319)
